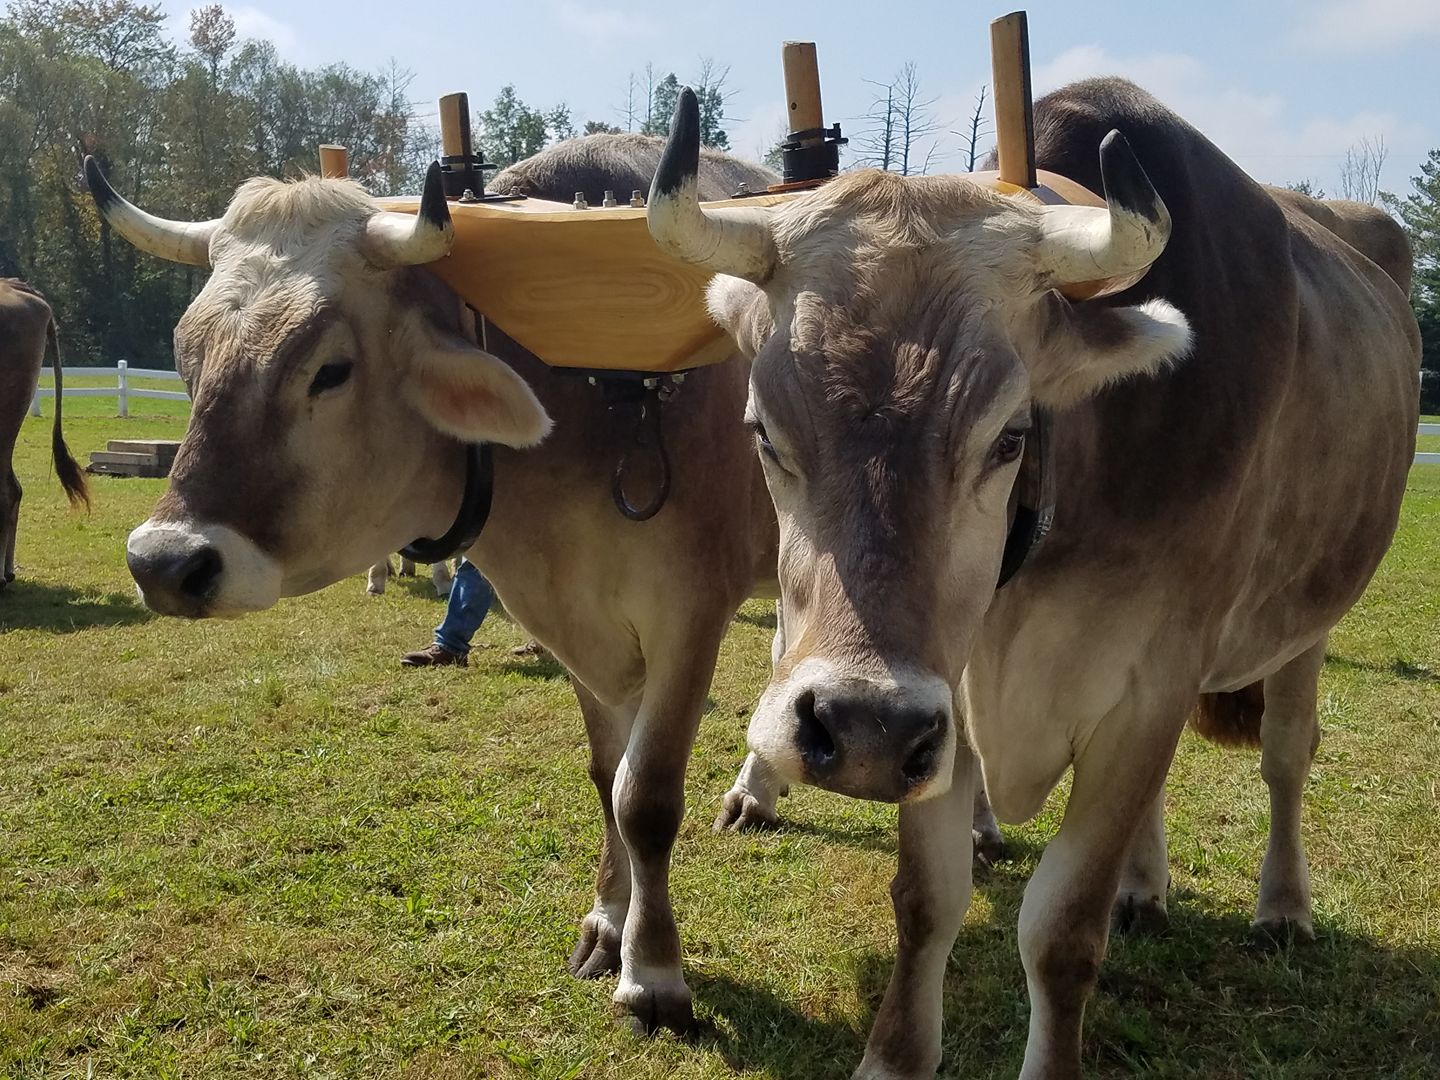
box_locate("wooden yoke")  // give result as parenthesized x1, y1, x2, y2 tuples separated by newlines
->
(379, 19, 1125, 371)
(776, 41, 845, 187)
(991, 11, 1037, 189)
(318, 144, 348, 179)
(437, 92, 489, 199)
(782, 43, 823, 146)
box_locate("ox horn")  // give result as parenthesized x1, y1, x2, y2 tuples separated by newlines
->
(362, 161, 454, 268)
(83, 157, 218, 267)
(647, 87, 776, 283)
(1033, 130, 1171, 286)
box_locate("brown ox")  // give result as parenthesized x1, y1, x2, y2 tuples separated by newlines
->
(0, 279, 88, 586)
(86, 136, 779, 1033)
(648, 80, 1419, 1078)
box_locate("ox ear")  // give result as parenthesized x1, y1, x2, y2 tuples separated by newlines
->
(406, 329, 552, 448)
(1022, 295, 1193, 408)
(706, 275, 773, 359)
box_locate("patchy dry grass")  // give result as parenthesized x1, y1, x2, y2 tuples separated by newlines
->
(2, 407, 1438, 1078)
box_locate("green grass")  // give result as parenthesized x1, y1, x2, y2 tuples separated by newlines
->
(3, 410, 1438, 1078)
(1419, 414, 1439, 455)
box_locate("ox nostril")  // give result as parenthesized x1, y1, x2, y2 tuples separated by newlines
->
(178, 546, 223, 600)
(901, 710, 947, 786)
(794, 690, 839, 774)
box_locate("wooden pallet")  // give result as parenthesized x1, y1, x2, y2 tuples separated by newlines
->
(87, 439, 180, 479)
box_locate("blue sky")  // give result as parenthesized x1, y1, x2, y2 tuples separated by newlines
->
(34, 1, 1440, 195)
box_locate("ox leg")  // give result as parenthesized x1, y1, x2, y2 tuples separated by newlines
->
(610, 624, 725, 1035)
(716, 600, 789, 831)
(1111, 786, 1170, 933)
(714, 752, 786, 832)
(1, 469, 18, 585)
(1017, 701, 1185, 1080)
(1253, 637, 1325, 944)
(399, 557, 417, 577)
(972, 774, 1007, 868)
(431, 559, 454, 599)
(365, 559, 390, 595)
(569, 679, 638, 980)
(854, 734, 976, 1080)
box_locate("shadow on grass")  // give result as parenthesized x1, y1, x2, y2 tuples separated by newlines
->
(695, 973, 864, 1079)
(391, 575, 450, 601)
(733, 608, 778, 631)
(754, 814, 899, 855)
(498, 653, 568, 681)
(0, 580, 150, 633)
(701, 868, 1440, 1077)
(1325, 652, 1440, 683)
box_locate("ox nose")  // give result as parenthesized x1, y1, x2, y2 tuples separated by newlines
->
(792, 687, 949, 801)
(127, 532, 223, 617)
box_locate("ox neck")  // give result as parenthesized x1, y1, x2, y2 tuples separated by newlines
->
(400, 441, 494, 563)
(996, 408, 1055, 589)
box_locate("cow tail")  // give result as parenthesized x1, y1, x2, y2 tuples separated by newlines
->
(1190, 683, 1265, 748)
(47, 319, 90, 508)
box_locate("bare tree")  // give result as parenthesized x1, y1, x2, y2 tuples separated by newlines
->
(616, 72, 640, 133)
(955, 84, 991, 172)
(644, 62, 656, 133)
(693, 57, 735, 149)
(856, 62, 942, 175)
(894, 62, 941, 176)
(1339, 135, 1388, 205)
(856, 79, 898, 171)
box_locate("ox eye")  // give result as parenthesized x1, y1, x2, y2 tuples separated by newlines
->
(752, 421, 780, 464)
(309, 361, 353, 396)
(991, 428, 1026, 466)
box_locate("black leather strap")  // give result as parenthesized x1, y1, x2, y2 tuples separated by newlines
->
(996, 408, 1055, 589)
(400, 441, 494, 563)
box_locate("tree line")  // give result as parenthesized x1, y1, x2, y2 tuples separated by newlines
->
(0, 2, 738, 366)
(1, 1, 1435, 409)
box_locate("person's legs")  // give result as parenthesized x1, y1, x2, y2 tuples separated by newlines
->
(433, 560, 494, 655)
(402, 560, 494, 667)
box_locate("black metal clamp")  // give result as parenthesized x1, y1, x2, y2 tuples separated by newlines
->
(781, 123, 847, 185)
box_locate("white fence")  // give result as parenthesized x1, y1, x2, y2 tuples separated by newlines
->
(1420, 424, 1440, 466)
(25, 366, 1440, 466)
(30, 360, 187, 419)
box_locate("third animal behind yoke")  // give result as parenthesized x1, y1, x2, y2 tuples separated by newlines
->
(81, 46, 1419, 1080)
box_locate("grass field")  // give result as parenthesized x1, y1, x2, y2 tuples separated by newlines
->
(3, 403, 1438, 1079)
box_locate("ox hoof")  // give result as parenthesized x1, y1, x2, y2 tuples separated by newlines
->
(1111, 893, 1170, 935)
(1250, 915, 1315, 948)
(613, 976, 695, 1036)
(972, 827, 1006, 869)
(567, 916, 623, 980)
(713, 789, 780, 832)
(365, 585, 384, 596)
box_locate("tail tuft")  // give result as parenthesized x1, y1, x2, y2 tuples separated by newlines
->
(47, 319, 90, 509)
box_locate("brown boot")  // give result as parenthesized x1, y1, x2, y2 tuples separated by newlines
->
(400, 643, 467, 668)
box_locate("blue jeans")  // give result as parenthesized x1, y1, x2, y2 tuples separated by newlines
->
(434, 559, 494, 656)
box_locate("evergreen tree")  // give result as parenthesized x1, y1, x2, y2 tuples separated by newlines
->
(1383, 150, 1440, 412)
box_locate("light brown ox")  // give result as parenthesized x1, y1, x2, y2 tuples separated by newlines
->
(85, 136, 784, 1034)
(0, 279, 88, 587)
(648, 80, 1419, 1078)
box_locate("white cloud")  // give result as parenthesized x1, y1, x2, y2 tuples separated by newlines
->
(1032, 44, 1424, 194)
(548, 2, 657, 47)
(1295, 0, 1440, 52)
